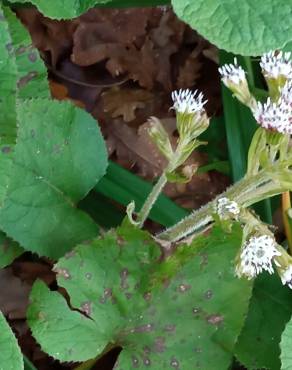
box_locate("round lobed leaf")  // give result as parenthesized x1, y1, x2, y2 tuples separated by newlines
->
(0, 99, 108, 258)
(28, 224, 252, 368)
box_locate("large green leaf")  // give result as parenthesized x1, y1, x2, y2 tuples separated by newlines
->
(8, 0, 110, 19)
(281, 316, 292, 370)
(0, 311, 23, 370)
(235, 273, 292, 370)
(171, 0, 292, 56)
(0, 99, 107, 259)
(28, 224, 252, 368)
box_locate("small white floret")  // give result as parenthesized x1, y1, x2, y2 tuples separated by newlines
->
(218, 58, 246, 86)
(235, 235, 281, 280)
(171, 89, 207, 114)
(260, 51, 292, 79)
(252, 97, 292, 135)
(216, 197, 240, 220)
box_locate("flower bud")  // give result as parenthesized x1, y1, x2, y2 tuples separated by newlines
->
(219, 58, 255, 107)
(148, 117, 173, 160)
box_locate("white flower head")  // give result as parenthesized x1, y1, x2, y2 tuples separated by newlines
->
(260, 51, 292, 79)
(235, 235, 281, 280)
(171, 89, 207, 115)
(252, 97, 292, 135)
(279, 265, 292, 289)
(218, 58, 254, 107)
(216, 197, 240, 220)
(218, 58, 246, 87)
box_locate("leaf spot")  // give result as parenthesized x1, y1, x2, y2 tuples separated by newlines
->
(164, 324, 176, 332)
(17, 71, 38, 88)
(125, 292, 132, 300)
(177, 284, 191, 293)
(85, 272, 92, 280)
(204, 290, 213, 299)
(154, 336, 166, 353)
(117, 236, 125, 246)
(28, 51, 37, 62)
(170, 357, 180, 369)
(143, 292, 152, 301)
(1, 146, 11, 154)
(134, 324, 154, 333)
(99, 288, 113, 304)
(54, 267, 71, 279)
(16, 46, 27, 55)
(5, 43, 13, 53)
(120, 268, 129, 290)
(199, 252, 208, 267)
(192, 307, 201, 315)
(143, 357, 151, 366)
(206, 314, 224, 325)
(81, 301, 92, 316)
(143, 346, 151, 355)
(132, 355, 139, 368)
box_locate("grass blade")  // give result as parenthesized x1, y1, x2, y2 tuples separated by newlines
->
(95, 161, 188, 227)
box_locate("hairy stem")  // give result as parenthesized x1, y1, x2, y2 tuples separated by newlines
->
(137, 172, 167, 228)
(157, 167, 291, 242)
(282, 191, 292, 254)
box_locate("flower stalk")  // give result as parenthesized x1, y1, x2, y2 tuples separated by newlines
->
(157, 163, 292, 242)
(135, 89, 209, 228)
(282, 191, 292, 254)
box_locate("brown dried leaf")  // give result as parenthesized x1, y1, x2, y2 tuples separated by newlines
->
(102, 87, 153, 122)
(17, 8, 76, 67)
(107, 120, 170, 178)
(12, 261, 55, 286)
(72, 8, 152, 66)
(177, 49, 202, 89)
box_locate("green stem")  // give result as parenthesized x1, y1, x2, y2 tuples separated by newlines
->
(282, 192, 292, 254)
(137, 173, 168, 228)
(243, 56, 255, 87)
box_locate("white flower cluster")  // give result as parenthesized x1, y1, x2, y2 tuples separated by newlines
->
(253, 51, 292, 134)
(235, 235, 281, 280)
(218, 58, 246, 86)
(219, 51, 292, 135)
(171, 89, 207, 115)
(280, 265, 292, 289)
(216, 197, 240, 220)
(260, 51, 292, 79)
(252, 95, 292, 135)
